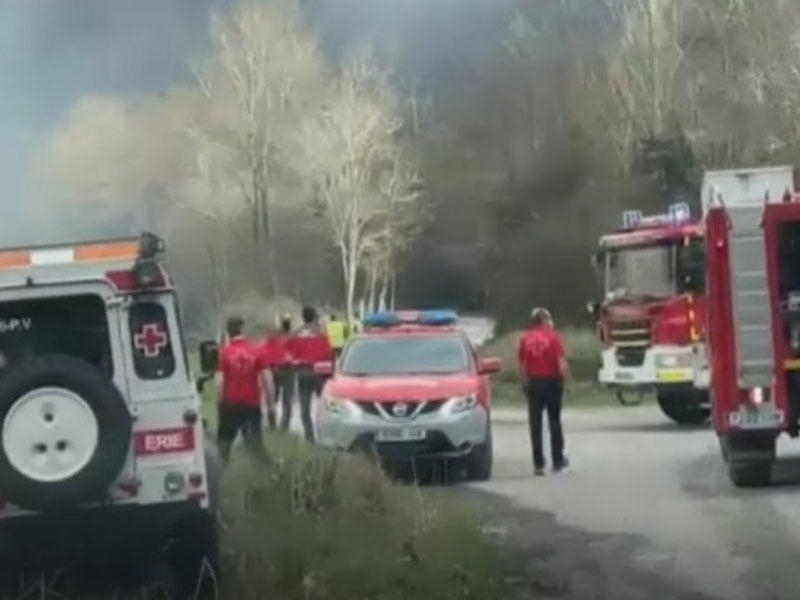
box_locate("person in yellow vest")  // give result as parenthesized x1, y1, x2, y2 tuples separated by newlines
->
(326, 314, 349, 358)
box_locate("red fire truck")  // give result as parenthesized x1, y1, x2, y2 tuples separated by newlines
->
(590, 203, 709, 424)
(705, 166, 797, 487)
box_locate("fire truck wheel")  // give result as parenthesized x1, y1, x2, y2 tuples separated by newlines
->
(0, 355, 131, 512)
(656, 391, 710, 425)
(728, 462, 773, 488)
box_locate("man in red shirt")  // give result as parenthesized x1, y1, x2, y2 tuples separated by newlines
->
(267, 315, 296, 432)
(518, 307, 570, 476)
(217, 315, 270, 464)
(288, 306, 332, 443)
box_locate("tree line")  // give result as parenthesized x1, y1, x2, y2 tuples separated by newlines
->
(30, 0, 800, 332)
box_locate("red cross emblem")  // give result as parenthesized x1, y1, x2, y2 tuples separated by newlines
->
(527, 337, 550, 357)
(135, 323, 169, 358)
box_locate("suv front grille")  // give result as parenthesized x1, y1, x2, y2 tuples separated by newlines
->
(356, 399, 447, 418)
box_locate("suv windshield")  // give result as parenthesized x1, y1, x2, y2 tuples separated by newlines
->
(341, 335, 470, 376)
(606, 244, 675, 299)
(0, 294, 112, 377)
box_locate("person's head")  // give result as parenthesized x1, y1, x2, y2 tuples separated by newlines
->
(529, 307, 553, 328)
(281, 313, 292, 333)
(226, 315, 245, 338)
(302, 306, 317, 325)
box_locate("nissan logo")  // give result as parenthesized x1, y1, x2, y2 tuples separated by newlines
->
(392, 402, 409, 417)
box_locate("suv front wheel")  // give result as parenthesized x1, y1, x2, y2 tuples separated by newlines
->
(467, 424, 493, 481)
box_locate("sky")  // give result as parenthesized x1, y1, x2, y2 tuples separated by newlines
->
(0, 0, 237, 239)
(0, 0, 510, 243)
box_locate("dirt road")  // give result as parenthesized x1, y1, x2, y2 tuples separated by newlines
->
(469, 403, 800, 600)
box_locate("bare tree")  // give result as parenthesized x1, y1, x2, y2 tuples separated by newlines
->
(296, 50, 422, 319)
(606, 0, 688, 168)
(192, 0, 322, 297)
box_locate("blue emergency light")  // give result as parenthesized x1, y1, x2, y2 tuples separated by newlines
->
(362, 309, 458, 328)
(668, 202, 691, 223)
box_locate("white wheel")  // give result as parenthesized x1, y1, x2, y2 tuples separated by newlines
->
(2, 387, 99, 483)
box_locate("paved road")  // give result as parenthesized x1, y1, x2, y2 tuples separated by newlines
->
(474, 404, 800, 600)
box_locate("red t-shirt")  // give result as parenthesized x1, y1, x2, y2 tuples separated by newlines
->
(219, 337, 268, 406)
(266, 334, 294, 367)
(288, 326, 332, 367)
(518, 325, 566, 379)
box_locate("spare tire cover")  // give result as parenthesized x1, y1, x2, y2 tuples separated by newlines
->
(0, 355, 131, 512)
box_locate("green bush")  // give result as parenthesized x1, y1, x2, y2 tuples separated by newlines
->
(218, 437, 503, 600)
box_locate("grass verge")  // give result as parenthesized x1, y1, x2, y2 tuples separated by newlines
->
(218, 437, 504, 600)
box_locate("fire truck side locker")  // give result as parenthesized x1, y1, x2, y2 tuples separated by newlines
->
(704, 166, 794, 487)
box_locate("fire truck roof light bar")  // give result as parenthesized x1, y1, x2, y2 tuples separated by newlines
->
(621, 202, 692, 229)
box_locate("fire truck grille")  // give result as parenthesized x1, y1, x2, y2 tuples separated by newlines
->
(610, 320, 650, 367)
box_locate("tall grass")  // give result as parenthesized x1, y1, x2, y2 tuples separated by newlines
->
(219, 436, 503, 600)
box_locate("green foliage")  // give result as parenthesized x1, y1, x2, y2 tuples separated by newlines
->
(218, 437, 503, 600)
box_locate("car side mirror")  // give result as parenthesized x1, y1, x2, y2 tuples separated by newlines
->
(478, 357, 502, 375)
(586, 300, 600, 316)
(314, 361, 334, 377)
(199, 340, 219, 375)
(589, 251, 602, 268)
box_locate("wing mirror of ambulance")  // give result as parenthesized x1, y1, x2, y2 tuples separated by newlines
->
(478, 357, 502, 375)
(196, 340, 219, 393)
(586, 300, 600, 316)
(314, 361, 334, 378)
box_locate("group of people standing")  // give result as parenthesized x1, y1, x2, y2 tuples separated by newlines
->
(216, 306, 346, 463)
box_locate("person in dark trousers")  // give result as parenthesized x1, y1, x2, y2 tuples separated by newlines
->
(288, 307, 332, 443)
(217, 315, 270, 464)
(272, 315, 297, 432)
(518, 307, 570, 476)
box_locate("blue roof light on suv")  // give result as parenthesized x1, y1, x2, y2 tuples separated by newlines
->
(362, 309, 458, 328)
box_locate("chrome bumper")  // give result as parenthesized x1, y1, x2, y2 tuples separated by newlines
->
(316, 403, 489, 458)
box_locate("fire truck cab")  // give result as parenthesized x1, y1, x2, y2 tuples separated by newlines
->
(705, 165, 798, 487)
(590, 203, 709, 424)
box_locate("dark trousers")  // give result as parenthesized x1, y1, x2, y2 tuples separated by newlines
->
(274, 366, 296, 432)
(296, 367, 321, 443)
(217, 404, 267, 464)
(525, 377, 565, 469)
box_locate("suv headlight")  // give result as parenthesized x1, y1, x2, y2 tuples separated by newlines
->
(323, 395, 352, 416)
(447, 394, 479, 414)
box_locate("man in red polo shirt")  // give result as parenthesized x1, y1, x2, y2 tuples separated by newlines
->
(518, 307, 570, 476)
(288, 306, 332, 443)
(218, 315, 270, 464)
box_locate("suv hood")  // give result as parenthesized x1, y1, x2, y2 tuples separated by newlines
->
(326, 374, 478, 402)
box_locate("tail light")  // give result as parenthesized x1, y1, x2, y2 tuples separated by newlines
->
(188, 472, 204, 489)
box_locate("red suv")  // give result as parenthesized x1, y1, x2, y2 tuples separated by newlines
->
(314, 311, 501, 480)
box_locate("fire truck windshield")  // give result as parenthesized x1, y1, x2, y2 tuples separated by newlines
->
(606, 245, 675, 299)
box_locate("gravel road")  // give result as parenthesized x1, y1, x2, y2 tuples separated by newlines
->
(466, 403, 800, 600)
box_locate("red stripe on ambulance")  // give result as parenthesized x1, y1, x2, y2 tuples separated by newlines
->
(135, 427, 195, 456)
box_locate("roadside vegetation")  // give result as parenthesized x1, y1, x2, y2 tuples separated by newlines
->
(217, 437, 504, 600)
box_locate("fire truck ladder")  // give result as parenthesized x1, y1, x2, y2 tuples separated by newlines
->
(727, 203, 774, 388)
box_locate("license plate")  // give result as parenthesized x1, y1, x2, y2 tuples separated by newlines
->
(615, 371, 634, 381)
(729, 407, 783, 430)
(657, 369, 692, 383)
(375, 428, 427, 442)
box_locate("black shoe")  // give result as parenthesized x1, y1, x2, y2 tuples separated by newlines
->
(534, 466, 546, 477)
(553, 457, 570, 473)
